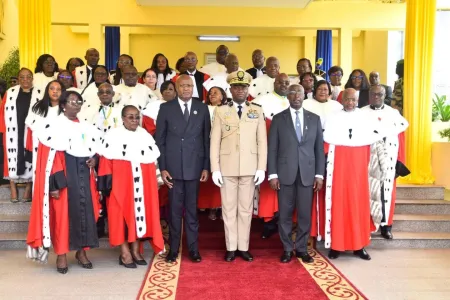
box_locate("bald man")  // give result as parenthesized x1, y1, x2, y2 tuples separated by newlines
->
(73, 48, 100, 90)
(155, 74, 211, 263)
(199, 45, 229, 76)
(114, 65, 157, 111)
(174, 52, 210, 102)
(203, 53, 248, 99)
(249, 57, 280, 99)
(246, 49, 266, 79)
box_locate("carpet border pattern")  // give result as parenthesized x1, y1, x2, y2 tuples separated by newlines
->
(299, 248, 368, 300)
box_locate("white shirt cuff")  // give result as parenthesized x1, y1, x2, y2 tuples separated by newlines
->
(315, 175, 324, 179)
(268, 174, 278, 180)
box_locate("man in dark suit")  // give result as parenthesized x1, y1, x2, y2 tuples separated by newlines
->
(178, 52, 210, 102)
(155, 74, 211, 263)
(369, 71, 393, 105)
(246, 49, 266, 79)
(268, 84, 325, 264)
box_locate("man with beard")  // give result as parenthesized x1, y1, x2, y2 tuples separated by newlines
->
(246, 49, 266, 79)
(210, 71, 266, 262)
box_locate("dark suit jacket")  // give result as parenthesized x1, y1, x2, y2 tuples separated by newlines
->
(246, 67, 266, 79)
(268, 108, 325, 186)
(180, 70, 210, 102)
(382, 84, 393, 105)
(357, 89, 370, 108)
(155, 98, 211, 181)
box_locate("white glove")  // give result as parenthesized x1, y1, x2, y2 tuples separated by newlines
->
(212, 171, 223, 187)
(254, 170, 265, 186)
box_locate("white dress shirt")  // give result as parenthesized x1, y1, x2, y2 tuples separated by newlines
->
(268, 106, 323, 180)
(178, 98, 192, 114)
(256, 68, 264, 78)
(187, 70, 199, 98)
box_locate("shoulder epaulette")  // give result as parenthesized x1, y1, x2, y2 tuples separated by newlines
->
(250, 102, 261, 107)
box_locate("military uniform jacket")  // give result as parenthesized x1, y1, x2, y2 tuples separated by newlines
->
(210, 101, 267, 177)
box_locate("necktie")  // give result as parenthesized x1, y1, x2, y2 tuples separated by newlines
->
(237, 105, 243, 119)
(295, 111, 302, 142)
(183, 103, 189, 122)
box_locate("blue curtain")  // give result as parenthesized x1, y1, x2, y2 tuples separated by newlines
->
(315, 30, 332, 81)
(105, 26, 120, 72)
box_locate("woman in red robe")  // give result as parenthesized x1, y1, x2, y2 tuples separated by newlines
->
(98, 105, 164, 268)
(26, 91, 102, 274)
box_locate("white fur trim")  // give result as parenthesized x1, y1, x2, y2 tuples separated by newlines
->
(141, 100, 164, 120)
(75, 66, 89, 90)
(248, 74, 275, 98)
(42, 148, 57, 247)
(324, 144, 335, 249)
(99, 126, 160, 164)
(203, 73, 231, 99)
(131, 162, 147, 238)
(252, 92, 289, 120)
(302, 99, 343, 128)
(316, 192, 322, 241)
(114, 83, 156, 111)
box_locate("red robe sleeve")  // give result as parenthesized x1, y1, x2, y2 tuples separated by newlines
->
(171, 74, 180, 83)
(336, 91, 343, 104)
(397, 131, 406, 164)
(72, 70, 78, 88)
(26, 128, 33, 152)
(97, 155, 113, 193)
(202, 74, 210, 102)
(324, 142, 330, 154)
(142, 115, 156, 135)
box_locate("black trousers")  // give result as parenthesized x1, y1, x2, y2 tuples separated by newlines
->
(168, 179, 200, 254)
(277, 171, 313, 252)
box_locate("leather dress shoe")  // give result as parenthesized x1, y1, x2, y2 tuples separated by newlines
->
(238, 251, 254, 262)
(165, 252, 178, 263)
(189, 251, 202, 263)
(328, 249, 340, 259)
(224, 251, 236, 262)
(261, 227, 277, 239)
(296, 251, 314, 263)
(353, 248, 371, 260)
(280, 251, 293, 263)
(381, 226, 394, 239)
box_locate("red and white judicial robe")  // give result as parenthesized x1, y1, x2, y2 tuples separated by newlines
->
(248, 74, 275, 100)
(156, 69, 177, 90)
(79, 102, 122, 135)
(0, 87, 44, 182)
(302, 99, 343, 239)
(97, 126, 164, 253)
(33, 72, 58, 92)
(141, 100, 165, 136)
(203, 72, 232, 99)
(197, 105, 221, 209)
(323, 109, 384, 251)
(26, 115, 102, 262)
(252, 92, 290, 219)
(114, 83, 157, 111)
(361, 105, 408, 228)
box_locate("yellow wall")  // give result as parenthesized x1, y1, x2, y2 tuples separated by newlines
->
(0, 0, 19, 66)
(130, 35, 304, 75)
(51, 25, 88, 69)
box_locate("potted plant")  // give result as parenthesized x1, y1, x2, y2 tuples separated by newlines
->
(432, 110, 450, 189)
(431, 93, 450, 142)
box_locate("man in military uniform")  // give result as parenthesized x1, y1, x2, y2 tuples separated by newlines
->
(210, 70, 267, 262)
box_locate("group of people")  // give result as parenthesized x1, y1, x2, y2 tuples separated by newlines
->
(0, 44, 409, 274)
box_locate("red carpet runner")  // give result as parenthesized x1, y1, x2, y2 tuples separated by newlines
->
(138, 214, 367, 300)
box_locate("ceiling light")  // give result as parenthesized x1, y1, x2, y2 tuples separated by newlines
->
(197, 36, 240, 42)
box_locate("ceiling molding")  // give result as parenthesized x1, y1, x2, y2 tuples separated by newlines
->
(136, 0, 313, 8)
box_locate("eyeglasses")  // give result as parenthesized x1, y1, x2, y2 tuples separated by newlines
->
(58, 75, 72, 79)
(124, 115, 140, 121)
(370, 92, 385, 98)
(179, 84, 194, 88)
(98, 90, 113, 95)
(67, 99, 83, 106)
(351, 76, 364, 80)
(330, 73, 343, 77)
(184, 58, 197, 63)
(95, 72, 108, 77)
(19, 75, 33, 80)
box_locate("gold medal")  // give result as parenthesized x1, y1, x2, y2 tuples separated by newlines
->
(103, 120, 109, 126)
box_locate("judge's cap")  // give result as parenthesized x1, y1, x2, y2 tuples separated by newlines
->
(227, 70, 252, 86)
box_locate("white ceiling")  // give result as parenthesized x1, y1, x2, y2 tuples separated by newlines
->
(135, 0, 313, 8)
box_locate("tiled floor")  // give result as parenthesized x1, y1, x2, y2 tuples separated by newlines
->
(1, 248, 450, 300)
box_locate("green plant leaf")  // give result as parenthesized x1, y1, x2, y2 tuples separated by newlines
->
(0, 48, 20, 89)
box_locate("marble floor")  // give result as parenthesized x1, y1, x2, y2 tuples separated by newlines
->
(1, 248, 450, 300)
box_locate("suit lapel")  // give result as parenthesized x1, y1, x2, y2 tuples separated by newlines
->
(283, 108, 299, 143)
(194, 71, 203, 100)
(185, 100, 199, 133)
(302, 109, 310, 142)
